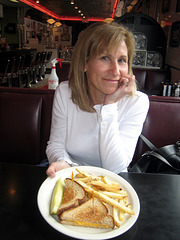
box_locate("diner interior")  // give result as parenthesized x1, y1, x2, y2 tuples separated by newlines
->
(0, 1, 180, 240)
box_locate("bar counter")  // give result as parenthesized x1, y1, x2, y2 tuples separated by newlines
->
(0, 162, 180, 240)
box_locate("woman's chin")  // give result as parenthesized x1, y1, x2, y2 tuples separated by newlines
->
(104, 86, 118, 95)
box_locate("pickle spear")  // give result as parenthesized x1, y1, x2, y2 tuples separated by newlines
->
(50, 177, 65, 215)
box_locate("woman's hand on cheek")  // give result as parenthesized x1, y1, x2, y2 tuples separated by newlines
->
(46, 161, 71, 178)
(104, 75, 135, 105)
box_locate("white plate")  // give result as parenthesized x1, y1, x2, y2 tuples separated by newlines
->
(37, 166, 140, 240)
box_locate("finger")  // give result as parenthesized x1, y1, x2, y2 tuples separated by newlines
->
(46, 166, 56, 178)
(122, 75, 135, 87)
(46, 162, 57, 177)
(119, 77, 129, 87)
(124, 79, 129, 87)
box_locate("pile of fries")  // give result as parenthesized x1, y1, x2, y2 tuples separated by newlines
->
(73, 168, 135, 228)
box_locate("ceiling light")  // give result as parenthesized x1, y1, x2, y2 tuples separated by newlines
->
(75, 6, 78, 9)
(47, 18, 55, 24)
(71, 0, 74, 4)
(36, 0, 39, 3)
(78, 10, 81, 13)
(10, 0, 19, 2)
(103, 18, 114, 23)
(55, 22, 62, 27)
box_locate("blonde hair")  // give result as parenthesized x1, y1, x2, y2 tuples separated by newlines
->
(69, 22, 136, 112)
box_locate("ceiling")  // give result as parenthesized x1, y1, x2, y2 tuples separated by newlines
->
(29, 0, 117, 20)
(1, 0, 143, 21)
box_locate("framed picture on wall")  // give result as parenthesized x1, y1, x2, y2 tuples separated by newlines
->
(169, 21, 180, 47)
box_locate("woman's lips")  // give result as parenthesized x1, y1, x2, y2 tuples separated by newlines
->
(104, 79, 119, 84)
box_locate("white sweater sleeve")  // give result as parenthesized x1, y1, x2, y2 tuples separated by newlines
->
(46, 84, 77, 166)
(99, 93, 149, 173)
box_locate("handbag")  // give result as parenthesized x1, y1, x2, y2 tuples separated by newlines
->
(129, 134, 180, 174)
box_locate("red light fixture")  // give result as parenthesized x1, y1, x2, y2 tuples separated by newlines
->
(112, 0, 120, 19)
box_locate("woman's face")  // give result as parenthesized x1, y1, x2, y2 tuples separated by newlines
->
(85, 41, 129, 103)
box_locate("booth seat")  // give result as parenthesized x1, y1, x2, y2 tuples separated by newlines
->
(0, 87, 179, 167)
(56, 62, 168, 96)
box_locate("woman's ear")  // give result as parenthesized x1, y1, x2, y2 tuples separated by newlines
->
(81, 62, 87, 72)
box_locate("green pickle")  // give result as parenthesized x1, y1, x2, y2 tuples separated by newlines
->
(50, 177, 65, 215)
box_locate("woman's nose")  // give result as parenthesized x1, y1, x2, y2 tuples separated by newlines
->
(108, 62, 120, 77)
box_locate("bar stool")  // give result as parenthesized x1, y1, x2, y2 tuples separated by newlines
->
(42, 51, 52, 78)
(31, 52, 41, 84)
(23, 53, 34, 88)
(16, 54, 26, 87)
(11, 55, 25, 87)
(0, 59, 10, 86)
(1, 57, 16, 87)
(46, 51, 52, 64)
(38, 51, 47, 81)
(18, 54, 34, 88)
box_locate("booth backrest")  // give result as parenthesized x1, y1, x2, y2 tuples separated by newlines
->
(0, 87, 54, 164)
(132, 95, 180, 165)
(132, 68, 168, 95)
(0, 87, 179, 166)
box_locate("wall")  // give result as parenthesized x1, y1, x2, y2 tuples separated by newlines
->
(158, 0, 180, 83)
(138, 0, 180, 83)
(1, 7, 18, 45)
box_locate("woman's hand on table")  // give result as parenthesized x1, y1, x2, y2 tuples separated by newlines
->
(46, 161, 71, 178)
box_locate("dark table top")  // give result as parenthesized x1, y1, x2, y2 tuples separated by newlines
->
(0, 162, 180, 240)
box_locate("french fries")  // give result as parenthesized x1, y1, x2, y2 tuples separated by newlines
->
(74, 168, 135, 228)
(113, 200, 121, 228)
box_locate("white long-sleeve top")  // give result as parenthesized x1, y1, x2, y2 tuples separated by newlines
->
(46, 81, 149, 174)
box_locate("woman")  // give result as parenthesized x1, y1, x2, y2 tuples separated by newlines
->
(46, 22, 149, 177)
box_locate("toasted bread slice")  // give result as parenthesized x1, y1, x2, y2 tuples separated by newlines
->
(57, 178, 86, 216)
(59, 197, 115, 229)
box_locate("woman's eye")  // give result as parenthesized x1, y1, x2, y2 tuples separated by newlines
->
(118, 58, 127, 64)
(101, 56, 109, 61)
